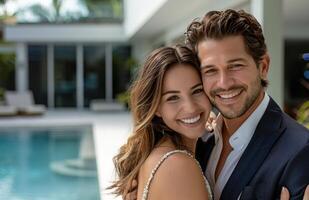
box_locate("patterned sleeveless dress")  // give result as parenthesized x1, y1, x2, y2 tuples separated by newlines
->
(141, 150, 213, 200)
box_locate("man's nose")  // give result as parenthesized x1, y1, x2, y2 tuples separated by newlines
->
(217, 71, 234, 90)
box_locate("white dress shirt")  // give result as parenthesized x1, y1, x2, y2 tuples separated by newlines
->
(204, 93, 270, 200)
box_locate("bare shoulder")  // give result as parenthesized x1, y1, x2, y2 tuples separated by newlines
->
(148, 151, 209, 200)
(139, 148, 174, 176)
(138, 148, 176, 196)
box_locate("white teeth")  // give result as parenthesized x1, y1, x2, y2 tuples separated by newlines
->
(180, 115, 200, 124)
(218, 90, 241, 99)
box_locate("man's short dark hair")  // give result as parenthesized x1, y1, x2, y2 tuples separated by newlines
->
(185, 9, 268, 87)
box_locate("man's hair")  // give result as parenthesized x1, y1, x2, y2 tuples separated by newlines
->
(185, 9, 268, 87)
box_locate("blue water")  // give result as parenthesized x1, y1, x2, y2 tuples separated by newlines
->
(0, 128, 100, 200)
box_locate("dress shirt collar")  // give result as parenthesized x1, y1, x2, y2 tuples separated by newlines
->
(228, 93, 270, 151)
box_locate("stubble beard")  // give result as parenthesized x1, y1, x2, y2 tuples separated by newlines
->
(209, 78, 263, 119)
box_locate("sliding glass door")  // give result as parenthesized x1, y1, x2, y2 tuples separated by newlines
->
(27, 44, 131, 108)
(54, 46, 77, 107)
(83, 46, 106, 107)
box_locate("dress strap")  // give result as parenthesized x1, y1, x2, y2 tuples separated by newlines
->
(142, 150, 204, 200)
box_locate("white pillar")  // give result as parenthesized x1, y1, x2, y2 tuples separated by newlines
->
(105, 44, 113, 101)
(47, 44, 55, 108)
(251, 0, 284, 107)
(15, 43, 28, 92)
(77, 44, 84, 109)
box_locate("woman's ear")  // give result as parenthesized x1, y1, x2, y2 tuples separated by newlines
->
(155, 110, 161, 117)
(155, 108, 162, 117)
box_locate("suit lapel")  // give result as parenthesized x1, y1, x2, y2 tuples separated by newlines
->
(220, 98, 286, 200)
(196, 134, 215, 173)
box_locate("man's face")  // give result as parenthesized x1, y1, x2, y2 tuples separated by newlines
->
(197, 35, 269, 119)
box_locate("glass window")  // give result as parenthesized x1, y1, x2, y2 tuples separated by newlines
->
(112, 45, 132, 99)
(2, 0, 123, 24)
(284, 40, 309, 118)
(54, 46, 77, 107)
(83, 46, 106, 107)
(28, 45, 48, 106)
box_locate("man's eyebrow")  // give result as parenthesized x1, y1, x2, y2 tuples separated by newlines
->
(200, 64, 215, 70)
(191, 83, 203, 89)
(227, 58, 247, 63)
(200, 58, 247, 69)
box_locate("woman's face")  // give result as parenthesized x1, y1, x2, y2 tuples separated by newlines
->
(156, 64, 211, 142)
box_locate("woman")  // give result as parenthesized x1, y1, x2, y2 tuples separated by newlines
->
(109, 45, 212, 200)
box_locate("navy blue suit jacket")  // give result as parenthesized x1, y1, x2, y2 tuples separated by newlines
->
(196, 98, 309, 200)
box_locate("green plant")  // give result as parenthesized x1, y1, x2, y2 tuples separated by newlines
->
(116, 91, 130, 109)
(296, 101, 309, 129)
(0, 87, 4, 102)
(0, 53, 15, 87)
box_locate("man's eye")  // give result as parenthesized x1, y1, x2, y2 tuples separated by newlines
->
(204, 69, 217, 75)
(230, 64, 244, 69)
(166, 96, 179, 101)
(193, 88, 203, 95)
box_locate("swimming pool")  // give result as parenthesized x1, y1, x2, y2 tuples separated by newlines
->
(0, 127, 100, 200)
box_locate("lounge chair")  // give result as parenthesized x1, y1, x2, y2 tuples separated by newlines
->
(0, 105, 18, 116)
(5, 91, 46, 115)
(90, 99, 125, 111)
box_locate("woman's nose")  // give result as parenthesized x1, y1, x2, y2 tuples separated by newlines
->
(182, 97, 198, 113)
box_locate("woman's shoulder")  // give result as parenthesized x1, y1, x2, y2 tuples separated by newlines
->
(141, 149, 209, 200)
(140, 147, 176, 175)
(153, 149, 203, 180)
(139, 148, 196, 185)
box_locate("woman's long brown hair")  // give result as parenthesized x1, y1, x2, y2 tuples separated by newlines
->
(108, 45, 201, 195)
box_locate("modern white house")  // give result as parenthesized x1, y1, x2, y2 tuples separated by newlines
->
(1, 0, 309, 111)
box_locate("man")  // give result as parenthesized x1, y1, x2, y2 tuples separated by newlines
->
(188, 9, 309, 200)
(123, 9, 309, 200)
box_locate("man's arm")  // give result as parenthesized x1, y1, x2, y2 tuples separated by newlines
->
(279, 144, 309, 199)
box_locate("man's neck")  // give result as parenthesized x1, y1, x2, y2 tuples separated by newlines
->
(223, 90, 265, 137)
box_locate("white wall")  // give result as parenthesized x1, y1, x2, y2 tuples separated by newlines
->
(4, 24, 126, 43)
(284, 23, 309, 39)
(124, 0, 168, 38)
(131, 0, 250, 52)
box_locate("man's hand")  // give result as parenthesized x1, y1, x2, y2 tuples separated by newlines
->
(280, 185, 309, 200)
(205, 111, 217, 132)
(122, 179, 138, 200)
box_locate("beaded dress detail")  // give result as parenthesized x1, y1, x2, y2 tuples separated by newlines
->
(141, 150, 213, 200)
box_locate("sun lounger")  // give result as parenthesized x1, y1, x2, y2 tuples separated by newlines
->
(90, 99, 125, 111)
(0, 105, 18, 116)
(5, 91, 46, 115)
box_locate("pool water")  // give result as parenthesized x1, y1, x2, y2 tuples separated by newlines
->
(0, 127, 100, 200)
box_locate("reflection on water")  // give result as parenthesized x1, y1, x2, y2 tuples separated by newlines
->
(0, 127, 100, 200)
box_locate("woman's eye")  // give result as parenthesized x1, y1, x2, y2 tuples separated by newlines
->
(166, 95, 179, 101)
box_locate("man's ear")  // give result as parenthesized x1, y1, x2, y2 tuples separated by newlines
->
(259, 53, 270, 80)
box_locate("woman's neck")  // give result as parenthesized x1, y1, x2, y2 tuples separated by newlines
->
(156, 136, 197, 155)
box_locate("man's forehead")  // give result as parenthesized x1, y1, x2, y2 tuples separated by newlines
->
(197, 36, 247, 51)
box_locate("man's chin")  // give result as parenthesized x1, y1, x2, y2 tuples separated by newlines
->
(216, 106, 246, 119)
(220, 111, 242, 119)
